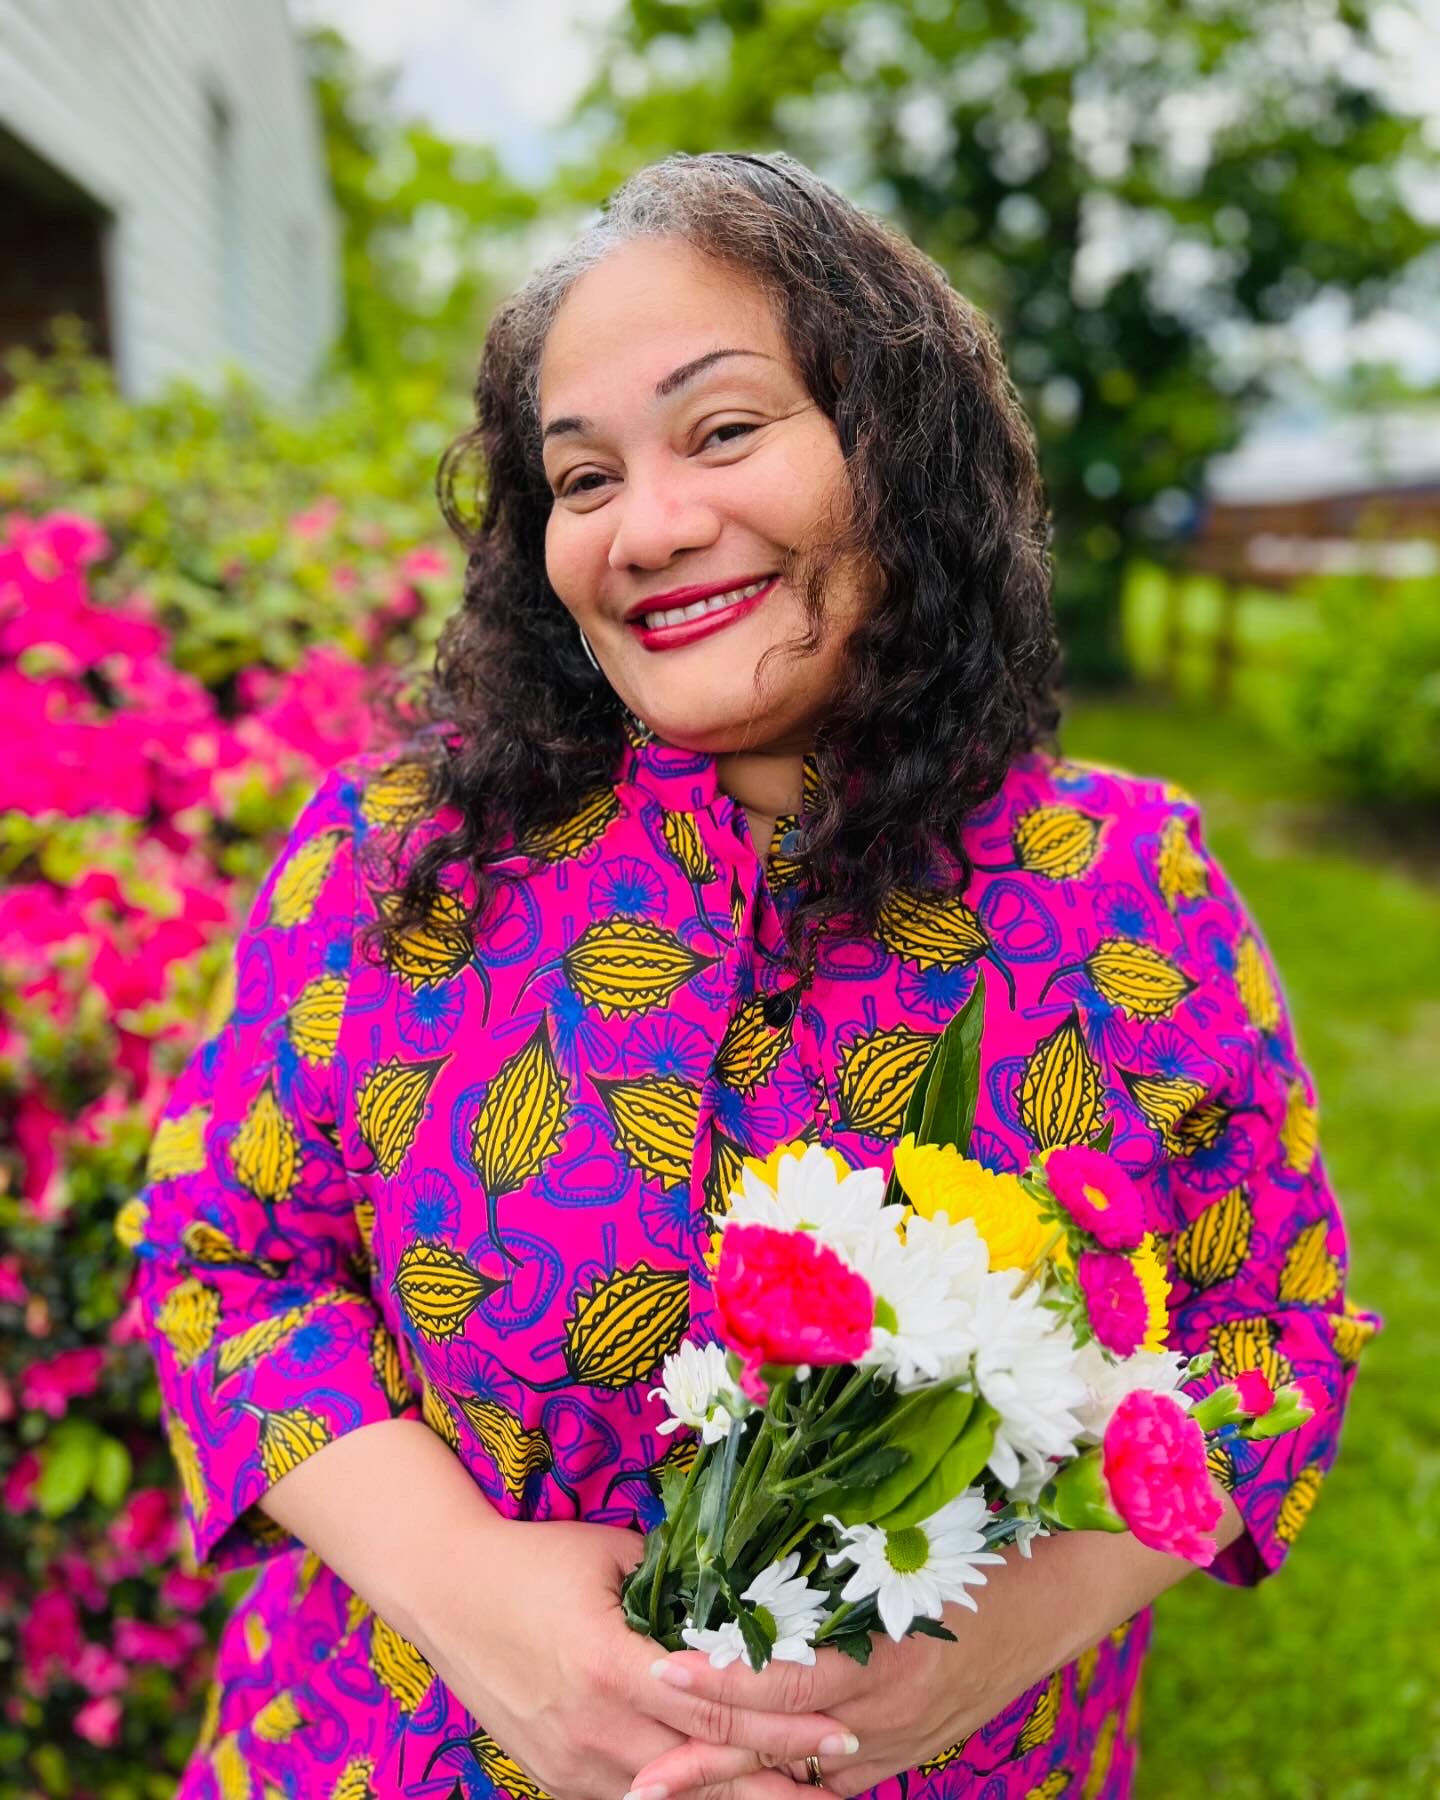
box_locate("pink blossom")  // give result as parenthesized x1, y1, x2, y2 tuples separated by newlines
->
(1102, 1390, 1222, 1566)
(1234, 1370, 1275, 1416)
(72, 1641, 128, 1696)
(107, 1296, 147, 1346)
(159, 1569, 215, 1614)
(0, 1254, 27, 1308)
(4, 1450, 41, 1512)
(109, 1488, 177, 1566)
(288, 496, 342, 540)
(112, 1617, 203, 1669)
(9, 510, 110, 568)
(714, 1223, 873, 1401)
(73, 1695, 123, 1748)
(20, 1589, 84, 1689)
(1294, 1375, 1329, 1421)
(51, 1552, 108, 1612)
(1043, 1145, 1145, 1249)
(19, 1347, 105, 1418)
(1076, 1250, 1150, 1357)
(399, 546, 449, 581)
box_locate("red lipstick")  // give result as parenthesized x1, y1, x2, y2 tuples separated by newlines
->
(627, 574, 779, 653)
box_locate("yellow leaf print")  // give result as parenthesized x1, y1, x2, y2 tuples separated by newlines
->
(353, 1195, 378, 1279)
(562, 917, 710, 1016)
(113, 1195, 149, 1250)
(522, 787, 620, 863)
(715, 996, 791, 1095)
(421, 1378, 461, 1451)
(1026, 1774, 1073, 1800)
(1234, 933, 1281, 1034)
(704, 1128, 748, 1220)
(836, 1024, 937, 1138)
(917, 1735, 971, 1774)
(213, 1293, 348, 1386)
(1157, 811, 1209, 911)
(1074, 1642, 1099, 1698)
(1019, 1010, 1105, 1150)
(454, 1395, 553, 1497)
(1013, 1671, 1062, 1756)
(1206, 1437, 1235, 1492)
(1330, 1301, 1377, 1365)
(243, 1611, 270, 1662)
(370, 1614, 433, 1713)
(239, 1402, 335, 1486)
(251, 1689, 306, 1742)
(378, 887, 475, 990)
(1211, 1316, 1293, 1389)
(1169, 1102, 1233, 1158)
(330, 1757, 377, 1800)
(876, 889, 992, 972)
(1276, 1465, 1324, 1544)
(179, 1219, 284, 1278)
(167, 1415, 208, 1523)
(596, 1074, 701, 1187)
(465, 1728, 554, 1800)
(287, 975, 348, 1065)
(360, 760, 432, 830)
(565, 1263, 690, 1388)
(229, 1079, 300, 1206)
(356, 1053, 450, 1180)
(1081, 1711, 1119, 1800)
(144, 1105, 210, 1181)
(1173, 1188, 1253, 1289)
(661, 810, 717, 884)
(1083, 938, 1194, 1019)
(268, 830, 345, 929)
(393, 1239, 506, 1344)
(1280, 1077, 1318, 1174)
(211, 1732, 253, 1800)
(369, 1324, 415, 1412)
(345, 1592, 372, 1637)
(1278, 1219, 1342, 1305)
(470, 1020, 568, 1196)
(1118, 1068, 1208, 1152)
(195, 1679, 222, 1754)
(155, 1278, 221, 1371)
(1012, 804, 1104, 879)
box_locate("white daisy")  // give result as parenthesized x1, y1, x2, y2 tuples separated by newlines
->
(719, 1141, 890, 1263)
(825, 1490, 1006, 1640)
(649, 1340, 742, 1444)
(846, 1212, 984, 1391)
(969, 1272, 1090, 1497)
(680, 1553, 831, 1668)
(1072, 1341, 1190, 1442)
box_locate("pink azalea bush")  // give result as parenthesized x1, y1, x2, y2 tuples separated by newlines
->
(0, 503, 449, 1784)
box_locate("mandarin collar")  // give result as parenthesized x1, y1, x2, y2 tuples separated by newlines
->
(616, 726, 818, 822)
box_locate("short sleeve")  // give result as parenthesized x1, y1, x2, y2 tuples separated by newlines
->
(1143, 796, 1378, 1585)
(118, 765, 420, 1573)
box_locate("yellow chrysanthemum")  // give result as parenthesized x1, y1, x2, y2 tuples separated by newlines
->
(1132, 1233, 1171, 1352)
(892, 1134, 1061, 1273)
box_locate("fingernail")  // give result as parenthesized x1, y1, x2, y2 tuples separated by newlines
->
(818, 1732, 860, 1757)
(650, 1657, 691, 1688)
(622, 1788, 668, 1800)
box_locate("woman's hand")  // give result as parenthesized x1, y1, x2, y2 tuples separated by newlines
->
(422, 1516, 861, 1800)
(626, 1507, 1244, 1798)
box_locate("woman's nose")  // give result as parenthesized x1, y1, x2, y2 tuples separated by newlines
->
(605, 459, 720, 572)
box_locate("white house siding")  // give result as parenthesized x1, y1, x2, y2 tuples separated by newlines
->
(0, 0, 340, 399)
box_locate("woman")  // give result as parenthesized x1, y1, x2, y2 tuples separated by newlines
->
(126, 151, 1369, 1799)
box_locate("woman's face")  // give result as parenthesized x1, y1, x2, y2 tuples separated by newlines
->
(539, 237, 865, 755)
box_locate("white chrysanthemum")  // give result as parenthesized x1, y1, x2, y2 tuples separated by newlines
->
(846, 1212, 985, 1390)
(970, 1272, 1089, 1497)
(719, 1141, 890, 1263)
(648, 1340, 742, 1444)
(824, 1490, 1006, 1641)
(680, 1553, 830, 1668)
(1072, 1341, 1190, 1442)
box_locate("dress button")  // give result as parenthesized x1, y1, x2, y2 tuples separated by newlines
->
(761, 989, 797, 1029)
(776, 829, 803, 857)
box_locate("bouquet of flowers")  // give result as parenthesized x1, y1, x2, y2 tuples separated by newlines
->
(622, 976, 1320, 1670)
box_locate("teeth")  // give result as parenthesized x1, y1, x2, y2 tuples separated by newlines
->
(642, 576, 772, 631)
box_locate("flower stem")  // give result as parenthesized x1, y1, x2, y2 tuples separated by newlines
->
(1010, 1224, 1068, 1297)
(813, 1600, 858, 1645)
(649, 1437, 709, 1638)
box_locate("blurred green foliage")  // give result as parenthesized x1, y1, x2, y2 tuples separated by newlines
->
(564, 0, 1439, 681)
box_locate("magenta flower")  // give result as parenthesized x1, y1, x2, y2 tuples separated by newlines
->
(72, 1695, 123, 1748)
(19, 1348, 106, 1418)
(1043, 1145, 1145, 1249)
(714, 1222, 873, 1400)
(19, 1589, 84, 1689)
(109, 1488, 178, 1566)
(113, 1618, 203, 1669)
(4, 1450, 40, 1512)
(1234, 1369, 1275, 1416)
(0, 1254, 27, 1308)
(1102, 1390, 1222, 1565)
(1076, 1250, 1149, 1357)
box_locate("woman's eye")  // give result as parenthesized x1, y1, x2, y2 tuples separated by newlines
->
(559, 471, 608, 498)
(702, 421, 758, 449)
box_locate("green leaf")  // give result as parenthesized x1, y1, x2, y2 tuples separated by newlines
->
(830, 1631, 874, 1665)
(35, 1420, 100, 1519)
(872, 1400, 999, 1530)
(734, 1604, 772, 1671)
(90, 1433, 133, 1509)
(905, 1616, 959, 1643)
(817, 1386, 976, 1525)
(1088, 1116, 1116, 1152)
(885, 973, 988, 1204)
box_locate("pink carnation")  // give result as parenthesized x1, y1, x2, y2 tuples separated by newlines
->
(714, 1223, 873, 1401)
(1077, 1250, 1149, 1357)
(1234, 1369, 1274, 1416)
(1044, 1145, 1145, 1248)
(73, 1695, 123, 1748)
(1293, 1375, 1329, 1421)
(1102, 1389, 1222, 1566)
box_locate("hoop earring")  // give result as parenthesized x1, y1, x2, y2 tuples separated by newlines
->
(577, 626, 602, 674)
(577, 625, 653, 743)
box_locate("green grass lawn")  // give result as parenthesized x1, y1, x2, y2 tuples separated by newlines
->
(1063, 696, 1440, 1798)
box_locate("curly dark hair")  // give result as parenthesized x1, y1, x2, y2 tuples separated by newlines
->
(362, 149, 1062, 978)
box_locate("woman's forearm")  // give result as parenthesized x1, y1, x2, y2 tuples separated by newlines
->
(258, 1417, 513, 1661)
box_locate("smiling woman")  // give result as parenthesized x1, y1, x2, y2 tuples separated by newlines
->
(125, 150, 1369, 1800)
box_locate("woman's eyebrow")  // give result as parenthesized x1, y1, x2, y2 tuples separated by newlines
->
(542, 347, 775, 444)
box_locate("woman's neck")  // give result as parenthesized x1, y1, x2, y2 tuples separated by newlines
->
(714, 748, 805, 855)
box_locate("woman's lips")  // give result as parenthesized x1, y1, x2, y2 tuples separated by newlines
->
(628, 576, 779, 652)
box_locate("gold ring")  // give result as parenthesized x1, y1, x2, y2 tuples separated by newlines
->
(805, 1755, 826, 1787)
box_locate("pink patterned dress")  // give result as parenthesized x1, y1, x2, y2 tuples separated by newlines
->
(126, 730, 1371, 1799)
